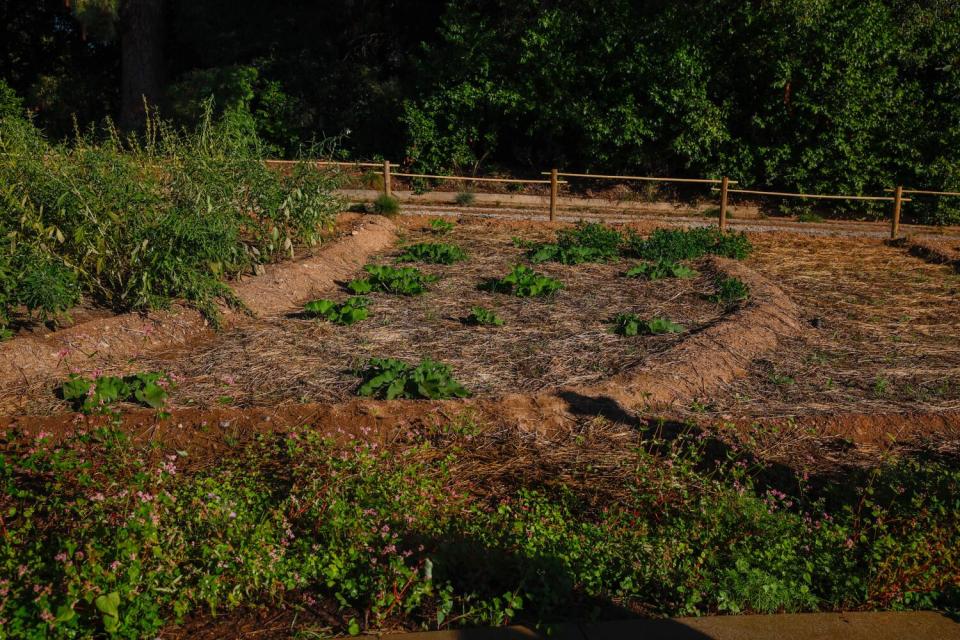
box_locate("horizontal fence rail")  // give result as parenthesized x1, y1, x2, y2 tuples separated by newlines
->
(268, 158, 958, 238)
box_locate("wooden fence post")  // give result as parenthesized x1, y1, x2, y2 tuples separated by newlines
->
(383, 160, 392, 198)
(890, 185, 903, 240)
(719, 176, 730, 232)
(549, 168, 559, 221)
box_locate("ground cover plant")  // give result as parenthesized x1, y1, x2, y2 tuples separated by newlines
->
(483, 265, 563, 297)
(356, 357, 470, 399)
(349, 264, 438, 295)
(59, 372, 174, 413)
(625, 260, 698, 281)
(1, 421, 956, 638)
(396, 242, 467, 265)
(373, 194, 400, 216)
(464, 306, 504, 326)
(710, 277, 751, 306)
(610, 314, 685, 337)
(303, 297, 369, 325)
(627, 228, 753, 262)
(526, 222, 624, 265)
(0, 102, 341, 332)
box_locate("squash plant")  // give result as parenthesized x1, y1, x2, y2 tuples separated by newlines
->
(429, 218, 455, 234)
(625, 260, 698, 280)
(610, 314, 685, 337)
(710, 277, 750, 305)
(304, 296, 369, 325)
(348, 264, 438, 295)
(61, 371, 174, 413)
(465, 306, 504, 326)
(396, 242, 467, 264)
(484, 265, 562, 297)
(356, 357, 470, 400)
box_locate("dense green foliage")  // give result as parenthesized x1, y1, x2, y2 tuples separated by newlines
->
(60, 372, 174, 413)
(349, 265, 438, 296)
(373, 194, 401, 216)
(429, 218, 455, 234)
(610, 314, 685, 337)
(396, 242, 467, 265)
(4, 2, 959, 222)
(303, 297, 370, 326)
(527, 222, 623, 265)
(484, 265, 563, 297)
(711, 277, 751, 306)
(356, 357, 471, 399)
(627, 227, 753, 262)
(0, 100, 341, 332)
(2, 425, 957, 637)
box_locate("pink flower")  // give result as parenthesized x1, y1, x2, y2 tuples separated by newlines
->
(54, 552, 69, 563)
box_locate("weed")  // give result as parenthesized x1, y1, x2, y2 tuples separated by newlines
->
(349, 264, 438, 295)
(454, 191, 476, 206)
(610, 313, 685, 336)
(373, 194, 401, 216)
(396, 242, 467, 265)
(465, 306, 504, 326)
(483, 265, 563, 297)
(356, 357, 470, 399)
(429, 218, 455, 234)
(60, 372, 174, 413)
(625, 260, 698, 280)
(303, 297, 369, 325)
(710, 277, 750, 305)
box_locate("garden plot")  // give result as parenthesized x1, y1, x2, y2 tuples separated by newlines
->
(682, 233, 960, 419)
(122, 219, 727, 409)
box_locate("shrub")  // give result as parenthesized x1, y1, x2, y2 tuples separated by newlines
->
(454, 191, 476, 206)
(464, 306, 504, 326)
(356, 357, 470, 399)
(711, 277, 750, 305)
(348, 264, 438, 295)
(484, 265, 563, 297)
(0, 240, 81, 337)
(626, 227, 752, 261)
(60, 372, 174, 413)
(625, 260, 698, 280)
(610, 313, 685, 336)
(396, 242, 467, 264)
(373, 193, 401, 216)
(303, 297, 369, 325)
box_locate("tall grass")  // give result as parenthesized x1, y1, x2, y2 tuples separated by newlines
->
(0, 102, 342, 333)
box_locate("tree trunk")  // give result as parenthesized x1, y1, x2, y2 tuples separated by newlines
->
(119, 0, 164, 131)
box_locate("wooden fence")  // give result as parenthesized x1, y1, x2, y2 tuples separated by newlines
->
(267, 160, 960, 239)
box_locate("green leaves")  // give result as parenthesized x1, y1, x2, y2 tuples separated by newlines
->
(428, 218, 455, 234)
(528, 222, 623, 265)
(484, 265, 563, 297)
(625, 260, 698, 280)
(94, 591, 121, 633)
(396, 242, 467, 264)
(610, 313, 685, 336)
(710, 277, 750, 306)
(348, 264, 438, 295)
(60, 372, 174, 413)
(465, 306, 504, 326)
(304, 296, 370, 325)
(356, 357, 470, 400)
(626, 228, 753, 262)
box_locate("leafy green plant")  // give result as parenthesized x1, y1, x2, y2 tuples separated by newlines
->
(429, 218, 455, 234)
(454, 191, 476, 206)
(348, 264, 438, 295)
(60, 371, 174, 413)
(396, 242, 467, 264)
(464, 306, 504, 326)
(626, 227, 752, 261)
(625, 260, 698, 280)
(356, 357, 470, 399)
(528, 221, 624, 264)
(303, 296, 369, 325)
(373, 194, 400, 216)
(610, 313, 685, 336)
(484, 265, 563, 297)
(0, 241, 81, 338)
(710, 277, 750, 305)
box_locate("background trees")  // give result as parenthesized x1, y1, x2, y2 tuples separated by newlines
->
(2, 0, 958, 222)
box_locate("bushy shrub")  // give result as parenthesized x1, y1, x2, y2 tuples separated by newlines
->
(373, 193, 400, 216)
